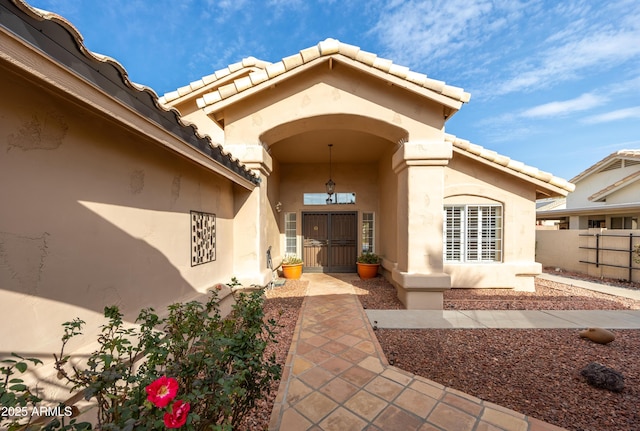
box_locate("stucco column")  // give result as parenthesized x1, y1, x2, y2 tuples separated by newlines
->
(229, 144, 273, 286)
(391, 140, 452, 309)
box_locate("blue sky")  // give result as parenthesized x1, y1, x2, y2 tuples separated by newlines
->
(27, 0, 640, 181)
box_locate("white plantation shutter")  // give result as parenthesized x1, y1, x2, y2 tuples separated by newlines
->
(444, 205, 502, 263)
(444, 207, 463, 261)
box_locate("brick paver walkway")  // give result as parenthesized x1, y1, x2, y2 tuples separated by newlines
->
(269, 273, 567, 431)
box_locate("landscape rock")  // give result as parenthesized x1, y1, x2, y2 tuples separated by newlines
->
(579, 327, 616, 344)
(580, 362, 625, 392)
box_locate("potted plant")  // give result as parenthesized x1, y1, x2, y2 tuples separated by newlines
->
(357, 252, 380, 279)
(281, 254, 303, 279)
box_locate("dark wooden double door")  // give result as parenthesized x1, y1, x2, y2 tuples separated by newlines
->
(303, 212, 357, 272)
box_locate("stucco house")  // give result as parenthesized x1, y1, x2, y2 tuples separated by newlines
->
(536, 151, 640, 282)
(159, 39, 574, 308)
(1, 0, 575, 368)
(537, 150, 640, 230)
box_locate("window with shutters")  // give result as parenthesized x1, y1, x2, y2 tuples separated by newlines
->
(444, 205, 502, 263)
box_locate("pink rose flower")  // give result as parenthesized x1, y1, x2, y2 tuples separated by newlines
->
(163, 399, 190, 429)
(145, 376, 178, 408)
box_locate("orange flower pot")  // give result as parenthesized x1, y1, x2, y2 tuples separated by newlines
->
(282, 263, 303, 279)
(357, 263, 379, 279)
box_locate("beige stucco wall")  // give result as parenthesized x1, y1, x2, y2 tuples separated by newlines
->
(378, 147, 398, 264)
(607, 184, 640, 205)
(443, 154, 541, 290)
(214, 61, 446, 283)
(537, 229, 640, 282)
(0, 68, 241, 366)
(535, 230, 587, 273)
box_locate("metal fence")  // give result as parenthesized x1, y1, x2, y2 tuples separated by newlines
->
(578, 232, 640, 282)
(535, 229, 640, 283)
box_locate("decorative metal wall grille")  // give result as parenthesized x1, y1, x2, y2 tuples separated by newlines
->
(191, 211, 216, 266)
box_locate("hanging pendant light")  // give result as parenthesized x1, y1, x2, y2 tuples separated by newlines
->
(325, 144, 335, 204)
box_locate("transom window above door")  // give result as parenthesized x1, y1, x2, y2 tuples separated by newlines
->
(303, 193, 356, 205)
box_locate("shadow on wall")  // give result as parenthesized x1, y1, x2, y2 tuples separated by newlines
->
(0, 206, 196, 314)
(0, 70, 235, 357)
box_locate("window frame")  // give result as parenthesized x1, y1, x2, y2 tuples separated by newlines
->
(284, 212, 298, 255)
(443, 204, 503, 263)
(362, 212, 375, 253)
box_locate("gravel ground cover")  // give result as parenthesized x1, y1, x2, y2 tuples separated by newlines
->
(358, 274, 640, 431)
(237, 279, 307, 431)
(376, 328, 640, 431)
(242, 273, 640, 430)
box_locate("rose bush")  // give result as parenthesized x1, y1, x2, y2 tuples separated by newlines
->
(47, 287, 281, 430)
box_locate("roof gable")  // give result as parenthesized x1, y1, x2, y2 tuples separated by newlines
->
(163, 39, 470, 117)
(588, 170, 640, 202)
(570, 150, 640, 183)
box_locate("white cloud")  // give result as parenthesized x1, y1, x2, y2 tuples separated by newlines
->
(583, 107, 640, 124)
(370, 0, 498, 67)
(521, 93, 605, 118)
(492, 0, 640, 96)
(499, 29, 640, 95)
(205, 0, 250, 22)
(607, 76, 640, 96)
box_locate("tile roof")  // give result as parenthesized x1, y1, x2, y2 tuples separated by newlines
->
(4, 0, 258, 186)
(159, 57, 271, 104)
(445, 134, 575, 194)
(536, 197, 566, 211)
(588, 170, 640, 202)
(159, 38, 471, 111)
(570, 150, 640, 183)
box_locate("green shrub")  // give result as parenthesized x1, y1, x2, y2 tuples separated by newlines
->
(357, 252, 380, 264)
(282, 255, 302, 265)
(2, 286, 281, 430)
(0, 354, 91, 431)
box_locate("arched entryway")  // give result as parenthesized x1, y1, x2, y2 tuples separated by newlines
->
(261, 114, 407, 274)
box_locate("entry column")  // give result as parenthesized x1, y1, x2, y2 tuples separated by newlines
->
(230, 144, 273, 286)
(391, 141, 452, 309)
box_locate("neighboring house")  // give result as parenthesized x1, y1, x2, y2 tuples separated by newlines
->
(536, 151, 640, 282)
(537, 150, 640, 229)
(0, 0, 575, 378)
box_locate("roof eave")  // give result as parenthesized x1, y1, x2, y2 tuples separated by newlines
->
(452, 148, 571, 198)
(537, 202, 640, 218)
(588, 171, 640, 202)
(1, 1, 258, 189)
(570, 151, 640, 183)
